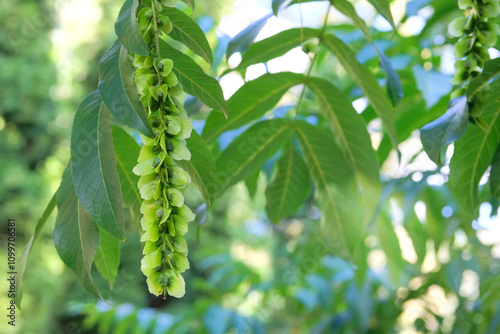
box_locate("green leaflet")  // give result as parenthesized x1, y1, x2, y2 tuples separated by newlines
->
(294, 120, 364, 261)
(421, 96, 469, 165)
(177, 129, 217, 205)
(289, 0, 325, 6)
(423, 187, 450, 245)
(245, 170, 260, 199)
(265, 142, 311, 223)
(322, 34, 398, 150)
(98, 40, 153, 137)
(115, 0, 150, 56)
(376, 209, 406, 286)
(449, 95, 500, 220)
(214, 119, 292, 197)
(237, 28, 319, 70)
(405, 211, 427, 265)
(226, 14, 273, 58)
(71, 91, 125, 240)
(112, 126, 141, 221)
(329, 0, 371, 39)
(159, 40, 229, 117)
(272, 0, 288, 15)
(54, 166, 102, 299)
(15, 193, 56, 309)
(203, 72, 305, 143)
(307, 77, 381, 223)
(327, 0, 402, 106)
(366, 0, 395, 30)
(378, 89, 448, 163)
(378, 50, 404, 107)
(491, 145, 500, 200)
(467, 58, 500, 99)
(180, 0, 195, 12)
(94, 227, 121, 289)
(161, 6, 213, 66)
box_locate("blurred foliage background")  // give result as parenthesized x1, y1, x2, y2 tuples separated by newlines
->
(1, 0, 500, 333)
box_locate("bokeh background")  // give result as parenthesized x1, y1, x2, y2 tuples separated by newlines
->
(1, 0, 500, 333)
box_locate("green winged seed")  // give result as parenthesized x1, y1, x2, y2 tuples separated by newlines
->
(141, 249, 162, 273)
(138, 7, 153, 29)
(140, 223, 160, 242)
(138, 174, 157, 189)
(167, 188, 184, 207)
(140, 181, 159, 200)
(146, 270, 163, 296)
(140, 216, 155, 231)
(172, 97, 187, 116)
(136, 74, 156, 93)
(133, 55, 146, 68)
(170, 166, 191, 187)
(159, 84, 169, 102)
(144, 203, 162, 223)
(173, 236, 188, 253)
(143, 241, 160, 254)
(166, 72, 178, 87)
(160, 59, 174, 76)
(140, 199, 159, 214)
(167, 216, 176, 236)
(133, 157, 157, 176)
(173, 214, 188, 236)
(164, 235, 175, 252)
(165, 115, 182, 135)
(163, 270, 186, 298)
(169, 84, 183, 97)
(178, 116, 193, 139)
(140, 199, 153, 214)
(169, 138, 191, 160)
(138, 145, 157, 162)
(153, 180, 163, 200)
(159, 208, 172, 225)
(169, 252, 190, 273)
(156, 208, 172, 222)
(178, 204, 196, 222)
(141, 134, 156, 145)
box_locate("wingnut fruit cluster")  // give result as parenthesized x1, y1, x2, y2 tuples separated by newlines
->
(132, 0, 195, 298)
(449, 0, 500, 112)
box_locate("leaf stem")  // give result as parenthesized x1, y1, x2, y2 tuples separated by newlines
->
(293, 5, 331, 120)
(34, 192, 57, 240)
(151, 0, 161, 57)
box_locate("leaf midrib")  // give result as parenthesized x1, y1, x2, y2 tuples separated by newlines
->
(77, 202, 94, 273)
(116, 152, 141, 209)
(97, 108, 121, 235)
(468, 64, 500, 98)
(323, 35, 397, 147)
(184, 160, 212, 205)
(276, 142, 294, 219)
(217, 124, 289, 194)
(468, 106, 500, 214)
(95, 246, 112, 280)
(239, 28, 317, 68)
(295, 126, 348, 250)
(205, 78, 303, 143)
(310, 81, 357, 173)
(173, 65, 226, 112)
(171, 17, 211, 64)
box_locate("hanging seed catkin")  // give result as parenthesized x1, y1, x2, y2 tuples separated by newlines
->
(449, 0, 500, 119)
(132, 0, 195, 299)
